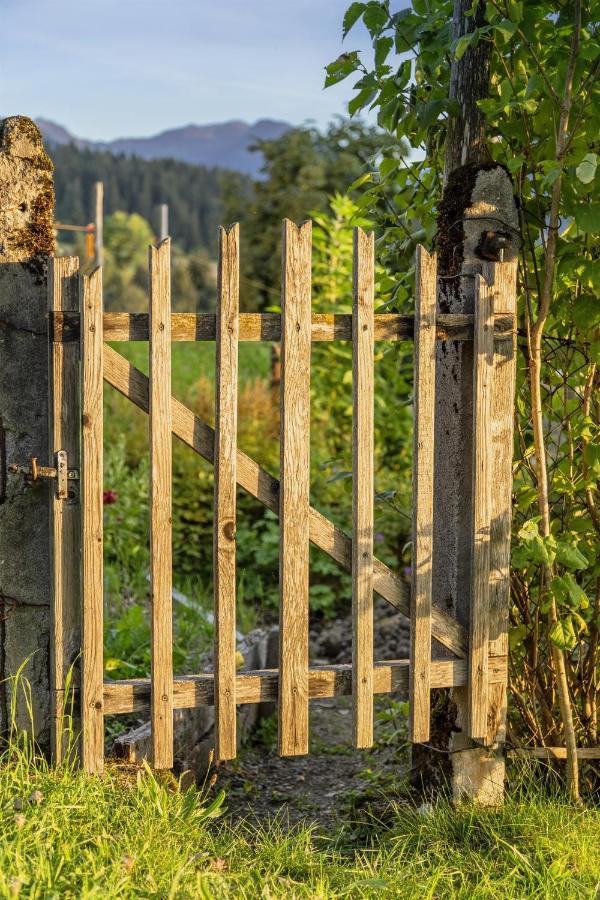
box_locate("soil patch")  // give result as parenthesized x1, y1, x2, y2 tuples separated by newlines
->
(213, 600, 411, 827)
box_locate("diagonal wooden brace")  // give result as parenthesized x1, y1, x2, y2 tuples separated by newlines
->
(102, 345, 468, 658)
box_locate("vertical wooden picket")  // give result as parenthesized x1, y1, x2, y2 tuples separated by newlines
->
(468, 274, 493, 742)
(409, 247, 437, 744)
(80, 267, 104, 774)
(352, 227, 375, 749)
(49, 256, 81, 763)
(149, 239, 173, 769)
(485, 258, 518, 748)
(214, 224, 240, 760)
(278, 219, 312, 757)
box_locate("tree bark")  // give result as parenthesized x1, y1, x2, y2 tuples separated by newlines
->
(445, 0, 490, 176)
(0, 117, 55, 749)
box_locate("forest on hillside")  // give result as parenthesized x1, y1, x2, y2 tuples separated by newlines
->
(49, 144, 238, 252)
(51, 121, 388, 312)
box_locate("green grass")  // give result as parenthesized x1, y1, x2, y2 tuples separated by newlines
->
(109, 341, 271, 398)
(1, 743, 598, 899)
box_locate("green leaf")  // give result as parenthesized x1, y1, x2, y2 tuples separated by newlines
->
(515, 485, 538, 511)
(343, 2, 366, 38)
(494, 18, 518, 43)
(507, 155, 525, 173)
(454, 33, 475, 61)
(325, 51, 361, 87)
(576, 153, 597, 184)
(363, 2, 389, 38)
(584, 442, 600, 475)
(392, 8, 418, 51)
(417, 98, 459, 128)
(551, 574, 589, 610)
(555, 541, 588, 571)
(379, 157, 397, 177)
(517, 518, 540, 541)
(375, 35, 394, 68)
(348, 87, 378, 116)
(549, 617, 577, 651)
(506, 0, 523, 24)
(509, 624, 527, 650)
(348, 172, 374, 190)
(105, 657, 125, 672)
(573, 295, 600, 332)
(574, 203, 600, 234)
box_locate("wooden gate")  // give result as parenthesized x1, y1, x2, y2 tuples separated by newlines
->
(48, 220, 515, 774)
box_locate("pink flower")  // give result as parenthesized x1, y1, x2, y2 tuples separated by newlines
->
(103, 490, 118, 505)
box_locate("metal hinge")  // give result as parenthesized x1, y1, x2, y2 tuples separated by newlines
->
(8, 450, 79, 499)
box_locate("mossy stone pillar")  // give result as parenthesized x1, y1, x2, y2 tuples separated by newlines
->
(0, 117, 55, 748)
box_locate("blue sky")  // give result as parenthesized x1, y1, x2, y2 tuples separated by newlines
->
(1, 0, 376, 139)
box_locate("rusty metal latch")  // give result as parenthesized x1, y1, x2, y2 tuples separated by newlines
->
(8, 450, 79, 499)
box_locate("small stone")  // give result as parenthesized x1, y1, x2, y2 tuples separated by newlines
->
(9, 877, 22, 896)
(28, 790, 43, 806)
(209, 858, 228, 872)
(416, 802, 434, 817)
(14, 814, 26, 829)
(121, 855, 135, 873)
(12, 798, 24, 811)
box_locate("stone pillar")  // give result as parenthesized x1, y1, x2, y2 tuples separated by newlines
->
(0, 117, 55, 748)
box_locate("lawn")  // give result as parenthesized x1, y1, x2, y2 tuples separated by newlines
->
(108, 340, 272, 398)
(1, 747, 598, 899)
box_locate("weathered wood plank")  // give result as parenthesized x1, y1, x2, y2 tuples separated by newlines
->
(51, 311, 515, 344)
(102, 347, 468, 657)
(409, 247, 437, 744)
(103, 657, 509, 715)
(149, 240, 173, 769)
(80, 268, 104, 774)
(214, 225, 239, 761)
(508, 747, 600, 760)
(278, 219, 312, 756)
(468, 274, 494, 743)
(484, 259, 518, 749)
(48, 257, 81, 763)
(352, 228, 375, 749)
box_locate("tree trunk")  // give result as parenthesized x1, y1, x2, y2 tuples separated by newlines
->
(0, 117, 55, 749)
(444, 0, 490, 176)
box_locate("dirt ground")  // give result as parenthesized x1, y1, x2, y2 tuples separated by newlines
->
(213, 599, 412, 828)
(213, 696, 410, 828)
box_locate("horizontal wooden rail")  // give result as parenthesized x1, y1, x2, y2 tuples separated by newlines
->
(103, 657, 508, 715)
(103, 344, 468, 658)
(51, 311, 515, 344)
(507, 747, 600, 760)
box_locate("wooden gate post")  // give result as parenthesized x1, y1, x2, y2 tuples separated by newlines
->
(416, 168, 518, 804)
(0, 117, 55, 748)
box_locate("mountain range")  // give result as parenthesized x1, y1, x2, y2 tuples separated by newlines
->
(37, 117, 291, 177)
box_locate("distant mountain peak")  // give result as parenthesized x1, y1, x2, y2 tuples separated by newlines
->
(37, 117, 291, 177)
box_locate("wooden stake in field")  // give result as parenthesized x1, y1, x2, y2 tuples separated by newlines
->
(93, 181, 103, 269)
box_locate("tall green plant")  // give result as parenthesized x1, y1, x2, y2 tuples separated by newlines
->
(311, 193, 414, 570)
(328, 0, 599, 795)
